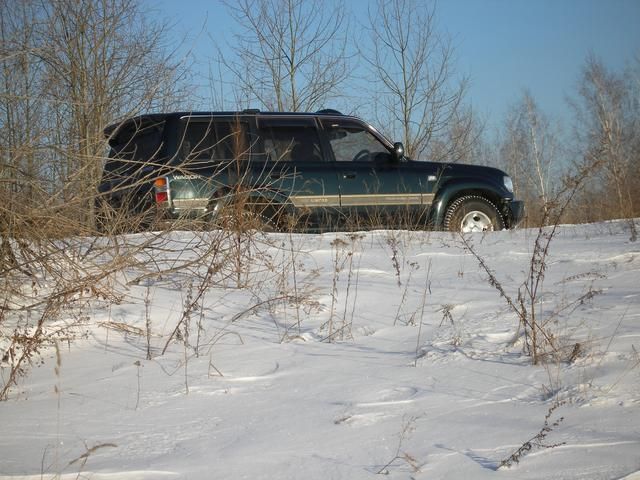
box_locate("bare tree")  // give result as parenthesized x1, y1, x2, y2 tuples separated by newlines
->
(4, 0, 189, 233)
(219, 0, 349, 112)
(0, 2, 45, 204)
(1, 0, 190, 269)
(1, 1, 50, 270)
(428, 106, 484, 165)
(499, 91, 562, 226)
(32, 0, 188, 228)
(362, 0, 471, 161)
(570, 55, 640, 224)
(629, 53, 640, 217)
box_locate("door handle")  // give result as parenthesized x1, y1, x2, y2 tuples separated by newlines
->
(342, 172, 356, 179)
(270, 172, 282, 179)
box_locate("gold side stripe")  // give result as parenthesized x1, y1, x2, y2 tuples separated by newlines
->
(290, 193, 434, 208)
(290, 195, 341, 208)
(340, 193, 433, 207)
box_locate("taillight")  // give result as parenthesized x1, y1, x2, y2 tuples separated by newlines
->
(154, 177, 169, 204)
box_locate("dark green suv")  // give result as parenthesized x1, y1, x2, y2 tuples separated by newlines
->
(99, 109, 524, 232)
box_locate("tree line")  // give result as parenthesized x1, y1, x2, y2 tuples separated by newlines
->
(1, 0, 638, 240)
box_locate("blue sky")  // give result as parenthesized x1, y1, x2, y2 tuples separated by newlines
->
(152, 0, 640, 129)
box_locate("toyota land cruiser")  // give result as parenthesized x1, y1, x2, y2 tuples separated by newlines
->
(98, 109, 524, 233)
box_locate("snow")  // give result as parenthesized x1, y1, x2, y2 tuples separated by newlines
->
(1, 221, 640, 479)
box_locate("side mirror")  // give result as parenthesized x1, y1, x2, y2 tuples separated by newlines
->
(392, 142, 405, 162)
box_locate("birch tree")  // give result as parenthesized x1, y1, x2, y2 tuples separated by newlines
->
(499, 92, 560, 225)
(362, 0, 471, 161)
(220, 0, 349, 112)
(571, 55, 639, 223)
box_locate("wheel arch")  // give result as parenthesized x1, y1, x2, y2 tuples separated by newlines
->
(207, 184, 294, 226)
(429, 179, 506, 228)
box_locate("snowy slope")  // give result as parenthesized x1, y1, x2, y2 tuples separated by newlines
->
(1, 222, 639, 479)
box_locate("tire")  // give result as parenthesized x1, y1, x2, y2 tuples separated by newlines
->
(238, 209, 277, 232)
(443, 195, 505, 232)
(212, 204, 277, 232)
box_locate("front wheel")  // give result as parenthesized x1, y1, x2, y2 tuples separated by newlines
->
(443, 196, 505, 232)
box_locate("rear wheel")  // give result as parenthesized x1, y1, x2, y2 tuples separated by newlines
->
(444, 196, 505, 232)
(236, 209, 276, 232)
(210, 201, 278, 232)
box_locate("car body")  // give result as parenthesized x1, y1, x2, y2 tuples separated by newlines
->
(99, 109, 524, 232)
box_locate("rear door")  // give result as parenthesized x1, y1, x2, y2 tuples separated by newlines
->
(320, 118, 433, 229)
(169, 115, 252, 215)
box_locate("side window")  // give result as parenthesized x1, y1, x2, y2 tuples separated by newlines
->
(257, 117, 323, 162)
(321, 119, 391, 163)
(105, 119, 166, 175)
(180, 119, 249, 161)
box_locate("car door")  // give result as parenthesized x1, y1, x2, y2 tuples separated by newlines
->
(320, 117, 435, 229)
(254, 116, 341, 230)
(168, 115, 254, 216)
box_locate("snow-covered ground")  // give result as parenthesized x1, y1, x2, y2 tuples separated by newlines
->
(1, 221, 639, 479)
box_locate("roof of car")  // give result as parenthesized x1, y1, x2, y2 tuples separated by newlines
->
(104, 109, 348, 136)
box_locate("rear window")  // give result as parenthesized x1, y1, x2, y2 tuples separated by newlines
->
(104, 118, 166, 175)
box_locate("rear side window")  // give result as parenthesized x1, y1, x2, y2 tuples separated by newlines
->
(180, 119, 249, 162)
(105, 118, 166, 175)
(257, 117, 324, 162)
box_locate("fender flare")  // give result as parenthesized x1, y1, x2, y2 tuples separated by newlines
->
(429, 178, 506, 228)
(208, 185, 295, 221)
